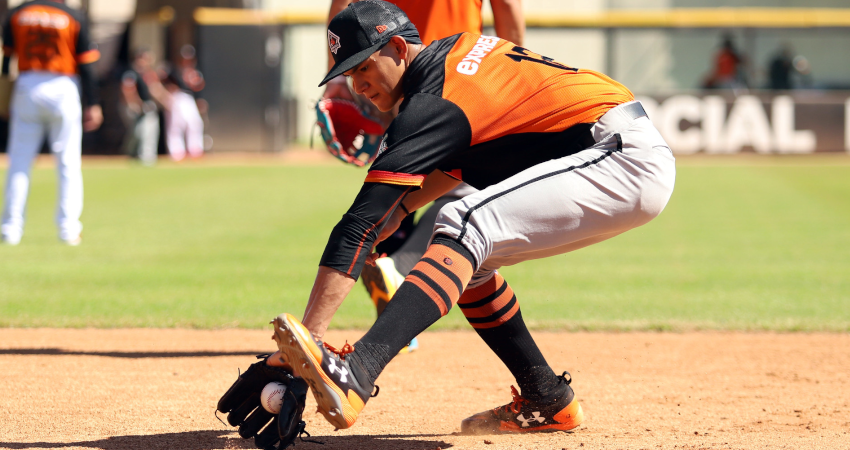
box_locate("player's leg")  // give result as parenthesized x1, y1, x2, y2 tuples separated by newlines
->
(276, 102, 675, 430)
(1, 83, 45, 245)
(434, 110, 676, 287)
(139, 110, 160, 166)
(456, 271, 582, 433)
(182, 94, 205, 158)
(119, 104, 142, 159)
(165, 110, 187, 162)
(46, 77, 84, 244)
(360, 212, 419, 353)
(360, 195, 457, 353)
(273, 235, 475, 429)
(429, 103, 674, 432)
(361, 186, 478, 352)
(389, 195, 458, 276)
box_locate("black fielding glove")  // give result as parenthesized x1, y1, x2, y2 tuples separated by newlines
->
(217, 354, 310, 449)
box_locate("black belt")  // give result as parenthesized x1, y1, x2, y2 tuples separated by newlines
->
(622, 102, 648, 121)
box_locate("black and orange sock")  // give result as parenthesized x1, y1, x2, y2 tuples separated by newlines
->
(351, 235, 475, 385)
(459, 273, 564, 403)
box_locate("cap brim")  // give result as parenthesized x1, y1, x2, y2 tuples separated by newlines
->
(319, 41, 385, 87)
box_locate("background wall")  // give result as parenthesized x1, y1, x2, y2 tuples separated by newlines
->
(1, 0, 848, 151)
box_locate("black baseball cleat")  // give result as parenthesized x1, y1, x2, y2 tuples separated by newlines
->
(272, 313, 374, 429)
(461, 372, 584, 434)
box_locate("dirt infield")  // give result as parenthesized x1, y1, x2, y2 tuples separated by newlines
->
(1, 329, 848, 450)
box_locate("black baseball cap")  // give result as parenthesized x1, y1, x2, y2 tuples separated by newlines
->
(319, 0, 421, 87)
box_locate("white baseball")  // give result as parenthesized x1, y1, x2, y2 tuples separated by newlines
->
(260, 382, 287, 414)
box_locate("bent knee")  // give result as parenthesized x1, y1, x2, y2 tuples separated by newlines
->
(433, 200, 491, 269)
(636, 166, 675, 224)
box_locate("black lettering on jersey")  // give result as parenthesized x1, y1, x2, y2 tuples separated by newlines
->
(505, 46, 577, 72)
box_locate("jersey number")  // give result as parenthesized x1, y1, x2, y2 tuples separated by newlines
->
(505, 46, 577, 72)
(23, 28, 61, 64)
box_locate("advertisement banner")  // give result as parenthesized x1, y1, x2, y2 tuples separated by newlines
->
(636, 92, 850, 154)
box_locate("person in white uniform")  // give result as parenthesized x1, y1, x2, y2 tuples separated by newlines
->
(158, 70, 204, 161)
(1, 0, 102, 245)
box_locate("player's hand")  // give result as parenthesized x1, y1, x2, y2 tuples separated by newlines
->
(217, 354, 310, 449)
(366, 206, 408, 266)
(83, 105, 103, 132)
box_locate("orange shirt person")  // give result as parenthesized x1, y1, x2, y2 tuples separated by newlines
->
(1, 0, 102, 246)
(324, 0, 524, 100)
(270, 0, 675, 435)
(316, 0, 525, 350)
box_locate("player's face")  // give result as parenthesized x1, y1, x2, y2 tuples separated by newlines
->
(345, 43, 407, 112)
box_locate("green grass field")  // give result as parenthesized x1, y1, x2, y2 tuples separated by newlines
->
(1, 156, 848, 331)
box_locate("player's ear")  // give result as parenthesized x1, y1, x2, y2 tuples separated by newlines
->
(389, 35, 408, 60)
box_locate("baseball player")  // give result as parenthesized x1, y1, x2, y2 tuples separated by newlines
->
(1, 0, 101, 245)
(119, 48, 158, 166)
(319, 0, 525, 353)
(271, 0, 676, 433)
(148, 69, 205, 161)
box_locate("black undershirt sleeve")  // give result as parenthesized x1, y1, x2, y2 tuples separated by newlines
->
(3, 12, 14, 76)
(78, 62, 99, 106)
(320, 182, 414, 280)
(320, 93, 470, 280)
(75, 13, 99, 106)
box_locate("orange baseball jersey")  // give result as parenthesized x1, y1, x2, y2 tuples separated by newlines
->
(2, 0, 100, 75)
(321, 33, 634, 278)
(388, 0, 482, 45)
(366, 32, 634, 189)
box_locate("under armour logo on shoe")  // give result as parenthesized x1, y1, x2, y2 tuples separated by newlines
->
(328, 358, 349, 383)
(517, 411, 545, 427)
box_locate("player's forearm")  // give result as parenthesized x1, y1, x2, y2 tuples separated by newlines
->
(491, 0, 525, 45)
(327, 0, 355, 71)
(145, 79, 172, 111)
(301, 265, 357, 339)
(401, 170, 462, 212)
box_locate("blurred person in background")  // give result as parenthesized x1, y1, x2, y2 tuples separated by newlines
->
(120, 48, 159, 166)
(320, 0, 524, 352)
(1, 0, 102, 246)
(146, 67, 204, 161)
(702, 33, 748, 90)
(767, 44, 794, 90)
(175, 44, 211, 152)
(767, 44, 813, 91)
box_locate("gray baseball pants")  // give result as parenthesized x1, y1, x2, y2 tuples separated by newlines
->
(433, 101, 677, 288)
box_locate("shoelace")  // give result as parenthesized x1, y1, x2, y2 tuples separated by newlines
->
(321, 341, 382, 398)
(323, 341, 354, 360)
(499, 371, 573, 415)
(499, 385, 529, 414)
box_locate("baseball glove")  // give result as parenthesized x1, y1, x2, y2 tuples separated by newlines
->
(315, 98, 385, 167)
(217, 354, 311, 450)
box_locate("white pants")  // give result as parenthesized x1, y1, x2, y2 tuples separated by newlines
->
(434, 101, 677, 287)
(164, 91, 204, 161)
(120, 102, 159, 166)
(2, 72, 83, 242)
